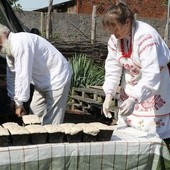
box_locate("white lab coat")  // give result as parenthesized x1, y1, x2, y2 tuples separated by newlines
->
(103, 21, 170, 139)
(6, 32, 72, 106)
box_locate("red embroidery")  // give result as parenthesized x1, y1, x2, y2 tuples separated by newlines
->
(120, 36, 132, 58)
(130, 68, 139, 75)
(123, 64, 133, 70)
(123, 63, 140, 77)
(155, 118, 165, 127)
(154, 95, 166, 110)
(139, 42, 157, 55)
(127, 119, 131, 126)
(138, 35, 152, 47)
(119, 88, 128, 102)
(139, 95, 165, 111)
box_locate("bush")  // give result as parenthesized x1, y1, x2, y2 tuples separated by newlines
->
(69, 53, 105, 91)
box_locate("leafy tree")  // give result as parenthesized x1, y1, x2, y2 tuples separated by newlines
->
(8, 0, 19, 6)
(8, 0, 22, 11)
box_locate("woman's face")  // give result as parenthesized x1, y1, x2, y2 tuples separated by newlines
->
(108, 19, 131, 39)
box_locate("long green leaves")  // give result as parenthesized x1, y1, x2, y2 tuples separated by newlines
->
(69, 53, 105, 90)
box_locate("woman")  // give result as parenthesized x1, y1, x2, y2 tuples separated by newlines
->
(102, 2, 170, 142)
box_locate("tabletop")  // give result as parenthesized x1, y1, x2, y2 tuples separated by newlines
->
(0, 126, 169, 170)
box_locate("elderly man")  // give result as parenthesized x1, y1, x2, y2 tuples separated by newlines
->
(0, 24, 72, 125)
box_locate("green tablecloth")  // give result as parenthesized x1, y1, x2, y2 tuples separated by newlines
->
(0, 127, 169, 170)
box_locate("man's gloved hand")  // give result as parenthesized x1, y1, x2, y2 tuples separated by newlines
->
(15, 105, 26, 117)
(102, 94, 113, 118)
(119, 97, 137, 116)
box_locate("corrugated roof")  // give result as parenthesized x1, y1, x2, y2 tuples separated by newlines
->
(16, 0, 72, 11)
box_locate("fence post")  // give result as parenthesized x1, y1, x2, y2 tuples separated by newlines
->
(91, 5, 97, 44)
(40, 12, 45, 34)
(164, 0, 170, 47)
(46, 0, 53, 39)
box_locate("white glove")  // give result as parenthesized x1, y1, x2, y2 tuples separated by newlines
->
(119, 97, 136, 116)
(102, 94, 113, 118)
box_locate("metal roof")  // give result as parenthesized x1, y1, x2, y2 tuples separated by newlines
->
(16, 0, 72, 11)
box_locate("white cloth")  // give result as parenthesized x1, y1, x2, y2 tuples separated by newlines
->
(6, 32, 72, 106)
(103, 20, 170, 139)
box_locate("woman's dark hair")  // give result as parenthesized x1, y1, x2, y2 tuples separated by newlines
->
(102, 2, 134, 29)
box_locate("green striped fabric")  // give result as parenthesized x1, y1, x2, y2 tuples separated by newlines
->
(0, 127, 169, 170)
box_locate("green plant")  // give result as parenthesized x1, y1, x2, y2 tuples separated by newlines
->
(68, 53, 105, 91)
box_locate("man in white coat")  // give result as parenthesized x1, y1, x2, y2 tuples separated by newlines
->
(0, 24, 72, 125)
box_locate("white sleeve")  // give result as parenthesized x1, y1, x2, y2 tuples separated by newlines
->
(103, 37, 122, 96)
(12, 41, 33, 106)
(130, 34, 161, 102)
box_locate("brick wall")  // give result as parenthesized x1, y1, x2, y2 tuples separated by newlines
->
(77, 0, 168, 19)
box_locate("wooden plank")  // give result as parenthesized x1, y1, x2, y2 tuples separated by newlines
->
(71, 95, 102, 105)
(71, 102, 92, 114)
(70, 95, 117, 111)
(89, 85, 121, 94)
(72, 87, 105, 96)
(70, 87, 119, 115)
(88, 85, 103, 90)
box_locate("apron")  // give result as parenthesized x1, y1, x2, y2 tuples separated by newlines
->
(117, 56, 170, 139)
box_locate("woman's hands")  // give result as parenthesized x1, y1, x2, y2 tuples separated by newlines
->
(102, 94, 113, 118)
(119, 97, 137, 116)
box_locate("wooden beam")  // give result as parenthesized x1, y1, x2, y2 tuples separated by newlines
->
(91, 5, 97, 44)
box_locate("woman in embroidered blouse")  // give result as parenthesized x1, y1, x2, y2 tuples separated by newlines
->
(102, 2, 170, 140)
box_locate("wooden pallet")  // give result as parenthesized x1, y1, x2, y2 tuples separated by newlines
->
(71, 95, 103, 113)
(70, 87, 119, 118)
(71, 87, 105, 103)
